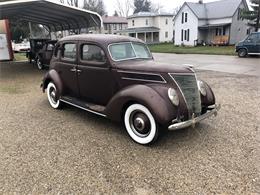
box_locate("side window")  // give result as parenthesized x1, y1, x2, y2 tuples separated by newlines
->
(62, 43, 76, 60)
(81, 44, 106, 63)
(247, 34, 258, 42)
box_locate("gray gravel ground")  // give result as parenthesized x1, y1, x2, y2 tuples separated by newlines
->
(0, 62, 259, 194)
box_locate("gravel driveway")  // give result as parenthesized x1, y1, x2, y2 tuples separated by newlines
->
(0, 62, 259, 194)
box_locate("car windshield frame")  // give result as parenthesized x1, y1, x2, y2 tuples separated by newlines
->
(108, 42, 153, 62)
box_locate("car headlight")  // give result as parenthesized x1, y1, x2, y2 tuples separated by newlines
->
(168, 88, 179, 106)
(197, 80, 207, 96)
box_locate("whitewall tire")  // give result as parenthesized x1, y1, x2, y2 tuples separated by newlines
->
(124, 104, 159, 145)
(47, 82, 61, 109)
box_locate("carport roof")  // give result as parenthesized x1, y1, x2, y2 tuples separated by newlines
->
(0, 0, 102, 31)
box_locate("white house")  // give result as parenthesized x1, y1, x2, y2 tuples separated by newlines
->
(174, 0, 250, 46)
(118, 12, 174, 43)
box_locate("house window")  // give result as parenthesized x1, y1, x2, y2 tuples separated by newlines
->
(216, 28, 222, 36)
(181, 29, 190, 41)
(132, 20, 135, 26)
(146, 19, 148, 25)
(119, 24, 122, 30)
(184, 30, 187, 40)
(247, 28, 250, 35)
(187, 29, 190, 41)
(166, 18, 168, 25)
(237, 8, 242, 20)
(113, 24, 117, 30)
(165, 31, 168, 38)
(185, 13, 188, 23)
(181, 29, 184, 41)
(182, 12, 184, 24)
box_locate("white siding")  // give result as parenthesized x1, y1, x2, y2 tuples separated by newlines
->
(174, 5, 199, 46)
(157, 16, 174, 42)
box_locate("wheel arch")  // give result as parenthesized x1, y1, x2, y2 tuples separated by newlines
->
(105, 85, 175, 125)
(42, 69, 63, 98)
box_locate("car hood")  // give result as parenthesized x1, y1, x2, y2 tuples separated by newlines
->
(115, 59, 194, 74)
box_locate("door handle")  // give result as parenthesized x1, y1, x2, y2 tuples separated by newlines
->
(70, 67, 77, 72)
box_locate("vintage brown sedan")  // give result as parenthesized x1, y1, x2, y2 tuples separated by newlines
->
(41, 34, 220, 145)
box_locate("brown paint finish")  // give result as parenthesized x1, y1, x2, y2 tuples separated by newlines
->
(42, 34, 216, 126)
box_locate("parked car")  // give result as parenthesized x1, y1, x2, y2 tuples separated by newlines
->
(41, 34, 220, 145)
(236, 32, 260, 57)
(12, 41, 30, 53)
(34, 40, 57, 70)
(26, 38, 50, 64)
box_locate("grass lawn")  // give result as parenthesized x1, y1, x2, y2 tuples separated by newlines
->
(14, 53, 28, 61)
(149, 43, 236, 56)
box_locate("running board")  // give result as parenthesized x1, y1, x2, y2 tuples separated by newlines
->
(60, 96, 106, 117)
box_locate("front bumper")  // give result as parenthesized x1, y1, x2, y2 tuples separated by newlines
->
(168, 104, 221, 131)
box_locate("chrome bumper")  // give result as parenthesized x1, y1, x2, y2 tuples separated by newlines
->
(168, 104, 221, 131)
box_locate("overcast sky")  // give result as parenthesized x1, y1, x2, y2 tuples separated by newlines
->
(105, 0, 217, 16)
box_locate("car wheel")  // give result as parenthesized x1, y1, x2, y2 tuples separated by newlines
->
(238, 49, 247, 58)
(36, 57, 44, 70)
(47, 82, 62, 109)
(124, 104, 159, 145)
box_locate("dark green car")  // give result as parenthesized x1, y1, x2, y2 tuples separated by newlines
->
(236, 32, 260, 57)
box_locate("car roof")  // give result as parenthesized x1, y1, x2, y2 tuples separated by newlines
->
(59, 34, 144, 46)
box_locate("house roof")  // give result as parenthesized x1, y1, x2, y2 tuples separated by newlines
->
(184, 0, 248, 19)
(102, 16, 127, 24)
(117, 27, 160, 33)
(0, 0, 102, 31)
(128, 12, 174, 19)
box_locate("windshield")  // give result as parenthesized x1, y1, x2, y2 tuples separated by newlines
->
(109, 42, 152, 61)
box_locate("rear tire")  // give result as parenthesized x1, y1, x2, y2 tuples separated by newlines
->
(47, 82, 62, 109)
(238, 49, 247, 58)
(124, 104, 159, 145)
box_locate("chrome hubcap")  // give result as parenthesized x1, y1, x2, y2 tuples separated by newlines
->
(49, 87, 57, 104)
(130, 111, 151, 137)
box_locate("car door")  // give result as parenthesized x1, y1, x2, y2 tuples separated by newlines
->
(77, 42, 117, 105)
(244, 33, 258, 53)
(56, 41, 79, 97)
(256, 34, 260, 53)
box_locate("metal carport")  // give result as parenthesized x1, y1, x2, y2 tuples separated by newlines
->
(0, 0, 103, 32)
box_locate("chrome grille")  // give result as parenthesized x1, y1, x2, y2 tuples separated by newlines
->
(170, 74, 202, 117)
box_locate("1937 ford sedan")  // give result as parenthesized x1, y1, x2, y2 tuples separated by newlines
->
(41, 34, 220, 145)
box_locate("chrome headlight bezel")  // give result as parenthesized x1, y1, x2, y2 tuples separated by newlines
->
(197, 80, 207, 96)
(168, 88, 179, 106)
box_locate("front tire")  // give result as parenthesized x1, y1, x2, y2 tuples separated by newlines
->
(124, 104, 159, 145)
(238, 49, 247, 58)
(47, 82, 62, 109)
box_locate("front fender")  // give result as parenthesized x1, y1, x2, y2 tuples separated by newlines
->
(200, 80, 215, 107)
(41, 69, 63, 98)
(105, 85, 175, 125)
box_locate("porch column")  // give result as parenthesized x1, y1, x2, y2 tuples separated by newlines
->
(151, 32, 154, 43)
(135, 33, 138, 38)
(144, 32, 147, 43)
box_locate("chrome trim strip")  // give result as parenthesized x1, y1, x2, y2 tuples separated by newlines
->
(168, 104, 221, 131)
(121, 77, 166, 83)
(60, 99, 107, 117)
(119, 70, 167, 83)
(248, 53, 260, 55)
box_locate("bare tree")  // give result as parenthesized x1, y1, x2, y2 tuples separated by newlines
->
(67, 0, 79, 7)
(116, 0, 133, 17)
(151, 3, 163, 13)
(83, 0, 106, 16)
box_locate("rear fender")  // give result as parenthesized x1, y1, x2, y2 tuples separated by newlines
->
(105, 85, 175, 125)
(41, 69, 63, 98)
